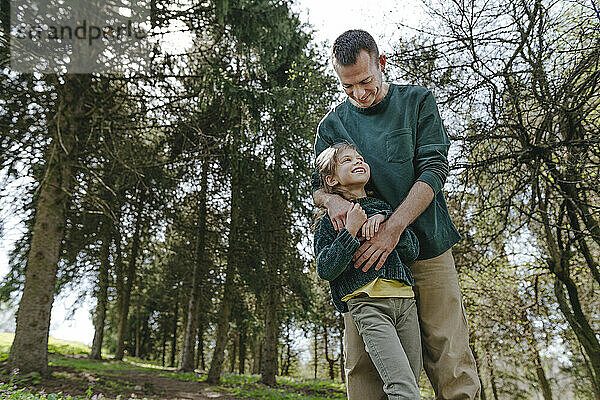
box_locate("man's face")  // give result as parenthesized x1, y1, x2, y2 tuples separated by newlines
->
(334, 49, 385, 108)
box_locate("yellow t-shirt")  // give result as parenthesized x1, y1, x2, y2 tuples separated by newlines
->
(341, 277, 414, 302)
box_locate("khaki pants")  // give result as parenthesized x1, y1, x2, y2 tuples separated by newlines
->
(343, 249, 481, 400)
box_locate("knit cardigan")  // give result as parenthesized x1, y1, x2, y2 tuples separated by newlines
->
(314, 196, 419, 312)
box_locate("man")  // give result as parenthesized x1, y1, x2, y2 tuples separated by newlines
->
(312, 29, 481, 400)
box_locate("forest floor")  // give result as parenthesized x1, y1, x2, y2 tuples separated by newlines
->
(4, 355, 235, 400)
(0, 334, 348, 400)
(0, 354, 348, 400)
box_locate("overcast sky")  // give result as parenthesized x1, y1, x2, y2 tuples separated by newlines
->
(293, 0, 424, 71)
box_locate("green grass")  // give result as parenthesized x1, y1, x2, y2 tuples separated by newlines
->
(1, 354, 347, 400)
(0, 333, 91, 357)
(220, 374, 346, 400)
(48, 355, 149, 375)
(222, 373, 261, 386)
(0, 332, 433, 399)
(157, 370, 205, 381)
(277, 376, 345, 393)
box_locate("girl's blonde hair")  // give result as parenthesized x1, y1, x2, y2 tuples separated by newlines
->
(315, 141, 361, 200)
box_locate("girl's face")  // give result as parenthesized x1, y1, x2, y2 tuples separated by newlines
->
(325, 148, 370, 189)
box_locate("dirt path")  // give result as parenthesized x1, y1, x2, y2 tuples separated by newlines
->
(106, 369, 237, 400)
(33, 364, 238, 400)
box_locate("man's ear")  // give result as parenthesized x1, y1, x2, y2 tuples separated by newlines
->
(325, 175, 338, 187)
(379, 54, 386, 72)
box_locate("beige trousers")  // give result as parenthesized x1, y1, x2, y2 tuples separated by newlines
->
(343, 249, 481, 400)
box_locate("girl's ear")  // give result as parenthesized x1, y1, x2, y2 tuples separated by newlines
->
(324, 175, 338, 187)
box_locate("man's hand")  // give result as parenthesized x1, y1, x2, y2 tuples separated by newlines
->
(324, 195, 353, 232)
(361, 214, 385, 241)
(353, 181, 434, 272)
(353, 220, 404, 272)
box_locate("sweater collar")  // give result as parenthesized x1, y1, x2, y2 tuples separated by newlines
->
(346, 84, 394, 115)
(353, 196, 380, 206)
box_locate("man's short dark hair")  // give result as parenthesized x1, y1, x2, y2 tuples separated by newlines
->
(332, 29, 379, 67)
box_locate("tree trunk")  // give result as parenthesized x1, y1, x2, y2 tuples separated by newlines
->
(197, 320, 205, 370)
(135, 317, 141, 358)
(161, 329, 167, 367)
(488, 357, 499, 400)
(179, 246, 203, 370)
(259, 182, 286, 386)
(180, 162, 208, 371)
(259, 259, 280, 386)
(324, 328, 338, 381)
(90, 221, 111, 360)
(251, 338, 262, 375)
(259, 342, 263, 375)
(114, 220, 125, 352)
(281, 323, 291, 376)
(540, 203, 600, 394)
(206, 269, 235, 383)
(279, 325, 286, 376)
(579, 343, 600, 400)
(238, 326, 247, 374)
(339, 325, 345, 384)
(470, 344, 486, 400)
(314, 330, 318, 379)
(206, 137, 242, 384)
(230, 331, 238, 373)
(554, 277, 600, 398)
(114, 196, 143, 360)
(170, 287, 179, 367)
(520, 292, 554, 400)
(534, 351, 553, 400)
(565, 204, 600, 286)
(284, 341, 291, 376)
(179, 273, 202, 371)
(139, 313, 150, 359)
(8, 74, 89, 376)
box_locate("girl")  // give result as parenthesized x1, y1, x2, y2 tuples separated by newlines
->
(313, 142, 422, 400)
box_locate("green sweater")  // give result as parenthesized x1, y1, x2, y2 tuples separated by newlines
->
(312, 84, 461, 260)
(314, 197, 419, 313)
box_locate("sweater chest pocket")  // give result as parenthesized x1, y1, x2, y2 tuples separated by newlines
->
(385, 128, 414, 163)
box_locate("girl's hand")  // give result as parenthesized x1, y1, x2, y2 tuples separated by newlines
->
(345, 203, 367, 237)
(362, 213, 385, 241)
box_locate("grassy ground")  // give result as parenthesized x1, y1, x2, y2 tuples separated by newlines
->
(0, 333, 91, 360)
(0, 333, 348, 400)
(0, 333, 435, 400)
